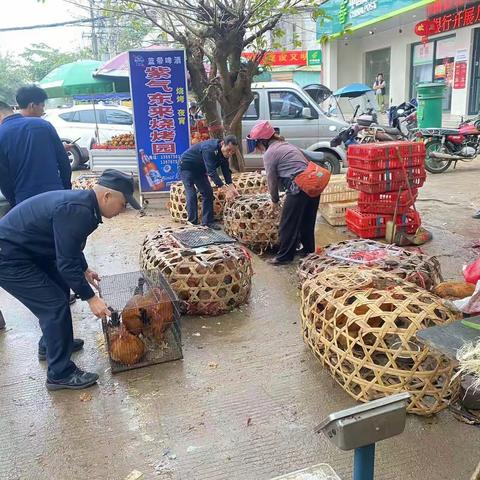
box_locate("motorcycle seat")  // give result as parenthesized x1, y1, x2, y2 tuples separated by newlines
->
(377, 126, 401, 136)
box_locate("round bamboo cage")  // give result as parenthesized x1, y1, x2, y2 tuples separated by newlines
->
(223, 194, 283, 252)
(301, 266, 460, 416)
(298, 239, 442, 291)
(72, 175, 99, 190)
(140, 225, 253, 316)
(168, 172, 268, 223)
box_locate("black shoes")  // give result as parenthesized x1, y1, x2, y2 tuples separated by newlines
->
(69, 294, 77, 305)
(473, 210, 480, 219)
(266, 257, 292, 266)
(205, 223, 221, 230)
(38, 338, 85, 361)
(46, 368, 99, 391)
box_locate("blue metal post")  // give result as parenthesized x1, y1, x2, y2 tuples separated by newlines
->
(353, 443, 375, 480)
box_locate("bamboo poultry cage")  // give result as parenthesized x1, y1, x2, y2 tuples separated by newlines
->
(140, 225, 253, 316)
(301, 266, 460, 416)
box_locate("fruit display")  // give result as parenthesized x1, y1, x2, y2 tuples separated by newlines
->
(191, 119, 210, 144)
(93, 133, 136, 150)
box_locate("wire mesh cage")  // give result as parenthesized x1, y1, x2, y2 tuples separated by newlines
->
(99, 270, 182, 373)
(298, 239, 443, 291)
(140, 225, 253, 316)
(168, 172, 268, 223)
(301, 266, 460, 416)
(72, 174, 100, 190)
(223, 194, 283, 253)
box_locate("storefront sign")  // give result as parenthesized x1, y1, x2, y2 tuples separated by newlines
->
(317, 0, 435, 38)
(429, 2, 480, 33)
(454, 48, 468, 89)
(242, 49, 322, 66)
(129, 49, 190, 194)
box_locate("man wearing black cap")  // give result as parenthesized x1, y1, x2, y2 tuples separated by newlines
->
(0, 169, 140, 391)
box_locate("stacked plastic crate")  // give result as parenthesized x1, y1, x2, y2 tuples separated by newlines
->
(345, 142, 426, 239)
(319, 175, 359, 226)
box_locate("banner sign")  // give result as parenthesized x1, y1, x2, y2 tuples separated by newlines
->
(317, 0, 435, 38)
(242, 49, 322, 67)
(429, 2, 480, 33)
(129, 49, 190, 194)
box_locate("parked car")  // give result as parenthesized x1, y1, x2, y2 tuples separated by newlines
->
(43, 104, 133, 169)
(243, 82, 348, 172)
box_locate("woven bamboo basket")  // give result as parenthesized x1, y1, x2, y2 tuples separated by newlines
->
(320, 174, 359, 204)
(168, 172, 268, 223)
(72, 174, 100, 190)
(301, 266, 460, 416)
(298, 239, 442, 291)
(223, 194, 283, 252)
(139, 225, 253, 316)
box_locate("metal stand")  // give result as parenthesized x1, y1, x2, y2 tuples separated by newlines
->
(353, 444, 375, 480)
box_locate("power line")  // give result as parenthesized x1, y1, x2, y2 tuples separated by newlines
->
(0, 17, 106, 33)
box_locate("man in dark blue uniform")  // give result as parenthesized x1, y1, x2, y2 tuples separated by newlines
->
(0, 100, 71, 207)
(0, 169, 140, 390)
(179, 135, 238, 228)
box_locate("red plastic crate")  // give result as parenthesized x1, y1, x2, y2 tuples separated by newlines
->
(347, 166, 426, 194)
(357, 189, 418, 215)
(347, 141, 426, 171)
(345, 207, 421, 239)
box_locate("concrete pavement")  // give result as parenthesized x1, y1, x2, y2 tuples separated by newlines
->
(1, 164, 480, 480)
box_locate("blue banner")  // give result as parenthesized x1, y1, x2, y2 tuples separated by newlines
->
(129, 49, 190, 193)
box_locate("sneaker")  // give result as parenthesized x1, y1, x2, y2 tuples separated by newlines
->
(46, 368, 99, 391)
(205, 223, 221, 231)
(69, 293, 77, 305)
(39, 338, 84, 361)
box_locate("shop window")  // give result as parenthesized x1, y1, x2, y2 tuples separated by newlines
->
(410, 35, 455, 111)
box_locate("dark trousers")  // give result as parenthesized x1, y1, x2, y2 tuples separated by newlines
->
(0, 255, 76, 380)
(276, 191, 320, 262)
(180, 169, 215, 226)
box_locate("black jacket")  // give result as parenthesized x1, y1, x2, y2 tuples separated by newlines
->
(179, 139, 232, 187)
(0, 190, 102, 300)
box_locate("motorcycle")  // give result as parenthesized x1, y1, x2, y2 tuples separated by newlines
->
(420, 123, 480, 174)
(330, 114, 406, 148)
(389, 100, 417, 139)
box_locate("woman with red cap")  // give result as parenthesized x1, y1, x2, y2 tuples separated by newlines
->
(246, 121, 322, 265)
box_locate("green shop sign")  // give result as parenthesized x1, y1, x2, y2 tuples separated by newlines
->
(307, 49, 323, 66)
(317, 0, 436, 38)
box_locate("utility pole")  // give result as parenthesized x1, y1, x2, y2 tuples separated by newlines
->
(88, 0, 99, 58)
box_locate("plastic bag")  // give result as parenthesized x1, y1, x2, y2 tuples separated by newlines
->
(463, 258, 480, 284)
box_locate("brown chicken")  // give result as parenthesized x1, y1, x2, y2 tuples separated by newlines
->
(121, 294, 152, 334)
(109, 327, 146, 365)
(143, 287, 175, 343)
(434, 281, 476, 299)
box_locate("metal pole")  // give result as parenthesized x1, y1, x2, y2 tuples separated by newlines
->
(353, 443, 375, 480)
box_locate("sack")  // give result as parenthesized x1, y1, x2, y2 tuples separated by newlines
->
(294, 161, 331, 198)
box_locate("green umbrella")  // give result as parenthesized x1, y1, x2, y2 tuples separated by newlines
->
(39, 60, 115, 98)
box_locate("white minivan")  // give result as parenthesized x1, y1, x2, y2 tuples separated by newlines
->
(243, 82, 348, 171)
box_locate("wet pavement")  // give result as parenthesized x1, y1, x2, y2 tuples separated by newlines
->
(2, 164, 480, 480)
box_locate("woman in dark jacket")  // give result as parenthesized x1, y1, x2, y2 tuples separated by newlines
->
(247, 121, 320, 265)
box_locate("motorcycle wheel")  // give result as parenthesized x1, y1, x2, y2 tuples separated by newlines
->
(425, 140, 452, 174)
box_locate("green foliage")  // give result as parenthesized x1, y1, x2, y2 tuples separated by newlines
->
(20, 43, 92, 83)
(0, 55, 27, 104)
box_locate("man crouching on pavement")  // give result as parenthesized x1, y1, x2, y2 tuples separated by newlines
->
(0, 169, 140, 391)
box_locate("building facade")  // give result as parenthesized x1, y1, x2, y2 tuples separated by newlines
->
(319, 0, 480, 116)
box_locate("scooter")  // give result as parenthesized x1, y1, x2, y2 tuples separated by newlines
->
(419, 123, 480, 174)
(389, 100, 417, 139)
